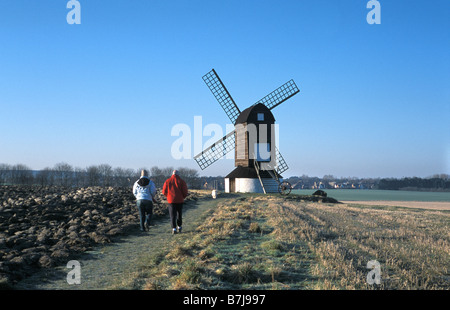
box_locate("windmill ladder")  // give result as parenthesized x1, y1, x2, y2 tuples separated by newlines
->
(266, 168, 280, 184)
(253, 160, 267, 194)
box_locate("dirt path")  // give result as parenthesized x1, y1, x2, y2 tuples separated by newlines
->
(14, 196, 221, 290)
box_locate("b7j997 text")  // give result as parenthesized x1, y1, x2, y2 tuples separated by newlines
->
(227, 295, 265, 306)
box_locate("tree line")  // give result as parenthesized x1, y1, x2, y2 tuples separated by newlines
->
(0, 163, 206, 189)
(3, 162, 447, 192)
(377, 175, 450, 191)
(285, 174, 450, 191)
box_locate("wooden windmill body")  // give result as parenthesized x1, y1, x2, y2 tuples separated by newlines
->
(194, 69, 299, 193)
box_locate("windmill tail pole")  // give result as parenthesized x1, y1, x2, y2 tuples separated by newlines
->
(254, 160, 267, 194)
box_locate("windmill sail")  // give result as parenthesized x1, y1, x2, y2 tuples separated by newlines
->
(275, 147, 289, 174)
(259, 147, 289, 175)
(194, 130, 236, 170)
(256, 79, 299, 110)
(203, 69, 241, 124)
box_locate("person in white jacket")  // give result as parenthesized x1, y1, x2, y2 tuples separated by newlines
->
(132, 170, 157, 231)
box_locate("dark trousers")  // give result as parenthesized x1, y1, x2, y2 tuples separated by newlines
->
(168, 203, 183, 229)
(136, 199, 153, 231)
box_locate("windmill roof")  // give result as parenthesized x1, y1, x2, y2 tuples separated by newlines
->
(234, 103, 275, 125)
(225, 166, 282, 179)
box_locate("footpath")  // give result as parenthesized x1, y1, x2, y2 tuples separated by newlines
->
(14, 196, 221, 290)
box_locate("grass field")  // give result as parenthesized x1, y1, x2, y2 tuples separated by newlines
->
(121, 193, 449, 290)
(292, 189, 450, 202)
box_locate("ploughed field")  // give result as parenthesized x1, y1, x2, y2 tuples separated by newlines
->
(0, 185, 198, 286)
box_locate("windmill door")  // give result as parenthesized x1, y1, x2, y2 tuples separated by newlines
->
(229, 178, 236, 193)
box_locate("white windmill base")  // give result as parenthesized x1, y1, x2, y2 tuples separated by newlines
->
(225, 177, 281, 194)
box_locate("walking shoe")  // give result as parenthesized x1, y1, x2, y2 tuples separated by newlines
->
(177, 226, 182, 233)
(172, 228, 177, 235)
(145, 223, 150, 231)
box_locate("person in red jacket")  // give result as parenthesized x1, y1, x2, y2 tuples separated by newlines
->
(162, 170, 188, 234)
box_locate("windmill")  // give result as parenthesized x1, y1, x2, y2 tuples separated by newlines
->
(194, 69, 299, 194)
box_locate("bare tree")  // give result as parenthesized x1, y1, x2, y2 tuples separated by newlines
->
(177, 167, 200, 188)
(35, 167, 54, 186)
(53, 162, 74, 187)
(10, 164, 33, 185)
(149, 166, 173, 187)
(73, 167, 86, 187)
(98, 164, 113, 187)
(161, 167, 174, 178)
(147, 166, 160, 186)
(86, 165, 101, 186)
(150, 166, 162, 177)
(113, 167, 135, 187)
(0, 163, 11, 185)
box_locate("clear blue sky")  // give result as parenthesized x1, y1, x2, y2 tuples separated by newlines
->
(0, 0, 449, 178)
